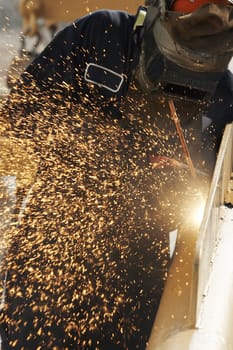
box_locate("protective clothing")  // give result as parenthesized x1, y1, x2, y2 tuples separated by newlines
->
(7, 9, 141, 126)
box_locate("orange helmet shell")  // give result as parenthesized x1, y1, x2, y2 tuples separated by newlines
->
(171, 0, 231, 13)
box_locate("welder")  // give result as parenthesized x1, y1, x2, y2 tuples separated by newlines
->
(0, 1, 233, 349)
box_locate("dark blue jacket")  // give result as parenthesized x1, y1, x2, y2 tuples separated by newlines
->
(18, 9, 141, 118)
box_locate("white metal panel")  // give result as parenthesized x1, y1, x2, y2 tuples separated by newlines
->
(147, 123, 233, 350)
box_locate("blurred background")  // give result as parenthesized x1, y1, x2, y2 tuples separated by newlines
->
(0, 0, 21, 95)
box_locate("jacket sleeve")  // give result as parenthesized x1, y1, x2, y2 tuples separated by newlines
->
(1, 10, 137, 139)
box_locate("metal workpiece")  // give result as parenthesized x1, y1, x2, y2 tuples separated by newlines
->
(147, 123, 233, 350)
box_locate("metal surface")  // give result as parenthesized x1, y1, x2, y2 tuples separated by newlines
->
(195, 122, 233, 319)
(147, 122, 233, 350)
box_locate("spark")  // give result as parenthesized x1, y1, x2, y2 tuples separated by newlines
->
(0, 57, 211, 349)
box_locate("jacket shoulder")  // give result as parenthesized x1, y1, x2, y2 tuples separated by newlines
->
(72, 9, 136, 33)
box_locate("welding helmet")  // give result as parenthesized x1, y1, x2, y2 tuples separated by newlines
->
(137, 0, 233, 100)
